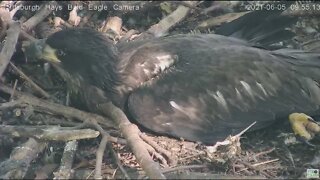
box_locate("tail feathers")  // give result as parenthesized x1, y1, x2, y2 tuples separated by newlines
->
(274, 49, 320, 68)
(216, 1, 297, 49)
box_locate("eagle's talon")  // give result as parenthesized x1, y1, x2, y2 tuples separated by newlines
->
(296, 135, 316, 147)
(289, 113, 320, 145)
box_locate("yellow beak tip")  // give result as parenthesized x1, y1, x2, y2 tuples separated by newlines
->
(40, 45, 61, 63)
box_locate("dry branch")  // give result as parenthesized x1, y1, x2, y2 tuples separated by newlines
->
(0, 22, 21, 77)
(97, 102, 166, 179)
(146, 1, 198, 37)
(53, 17, 73, 28)
(22, 1, 57, 31)
(0, 85, 115, 129)
(0, 138, 47, 179)
(94, 136, 109, 179)
(9, 62, 52, 99)
(68, 5, 81, 26)
(108, 143, 131, 179)
(0, 8, 10, 40)
(86, 120, 128, 178)
(0, 125, 100, 141)
(53, 140, 78, 179)
(140, 133, 176, 166)
(0, 85, 165, 178)
(197, 11, 250, 29)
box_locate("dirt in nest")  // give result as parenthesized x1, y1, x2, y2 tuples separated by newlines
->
(37, 119, 317, 179)
(108, 120, 319, 179)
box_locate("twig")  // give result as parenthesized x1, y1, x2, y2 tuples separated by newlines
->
(20, 30, 36, 41)
(95, 135, 130, 179)
(101, 16, 123, 41)
(252, 159, 279, 167)
(0, 11, 9, 40)
(177, 1, 202, 11)
(0, 2, 12, 40)
(86, 120, 126, 145)
(162, 164, 207, 174)
(68, 5, 81, 26)
(53, 17, 73, 28)
(33, 113, 84, 127)
(201, 1, 239, 15)
(197, 11, 250, 29)
(10, 79, 18, 100)
(253, 148, 275, 159)
(0, 138, 47, 179)
(95, 136, 109, 179)
(238, 161, 271, 178)
(0, 125, 100, 141)
(22, 1, 57, 31)
(35, 164, 58, 179)
(97, 102, 166, 179)
(178, 152, 204, 162)
(101, 16, 122, 34)
(207, 121, 257, 153)
(146, 1, 198, 37)
(80, 121, 126, 179)
(0, 21, 21, 77)
(9, 62, 52, 99)
(111, 168, 118, 179)
(140, 133, 176, 166)
(148, 147, 169, 168)
(108, 144, 131, 179)
(88, 120, 129, 179)
(53, 140, 78, 179)
(78, 10, 96, 27)
(0, 85, 115, 129)
(130, 137, 166, 167)
(284, 146, 295, 168)
(119, 29, 139, 43)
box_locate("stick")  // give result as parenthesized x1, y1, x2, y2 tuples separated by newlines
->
(146, 1, 198, 37)
(0, 125, 100, 141)
(9, 62, 52, 99)
(0, 85, 115, 128)
(22, 1, 57, 31)
(54, 140, 78, 179)
(0, 21, 21, 77)
(0, 138, 46, 179)
(94, 136, 109, 179)
(97, 102, 166, 179)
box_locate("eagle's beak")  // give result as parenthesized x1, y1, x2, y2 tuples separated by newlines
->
(23, 39, 61, 63)
(40, 44, 61, 63)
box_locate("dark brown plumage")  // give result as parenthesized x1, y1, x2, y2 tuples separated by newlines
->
(24, 8, 320, 144)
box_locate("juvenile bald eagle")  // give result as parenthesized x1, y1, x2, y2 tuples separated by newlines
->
(23, 27, 320, 144)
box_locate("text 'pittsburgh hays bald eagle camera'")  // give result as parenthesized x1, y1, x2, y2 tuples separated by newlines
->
(25, 11, 320, 145)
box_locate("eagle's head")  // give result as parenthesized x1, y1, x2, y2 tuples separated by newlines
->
(25, 28, 121, 91)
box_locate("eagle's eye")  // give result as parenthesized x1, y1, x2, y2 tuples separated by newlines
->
(56, 49, 66, 57)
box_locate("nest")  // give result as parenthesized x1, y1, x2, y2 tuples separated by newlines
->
(0, 1, 319, 179)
